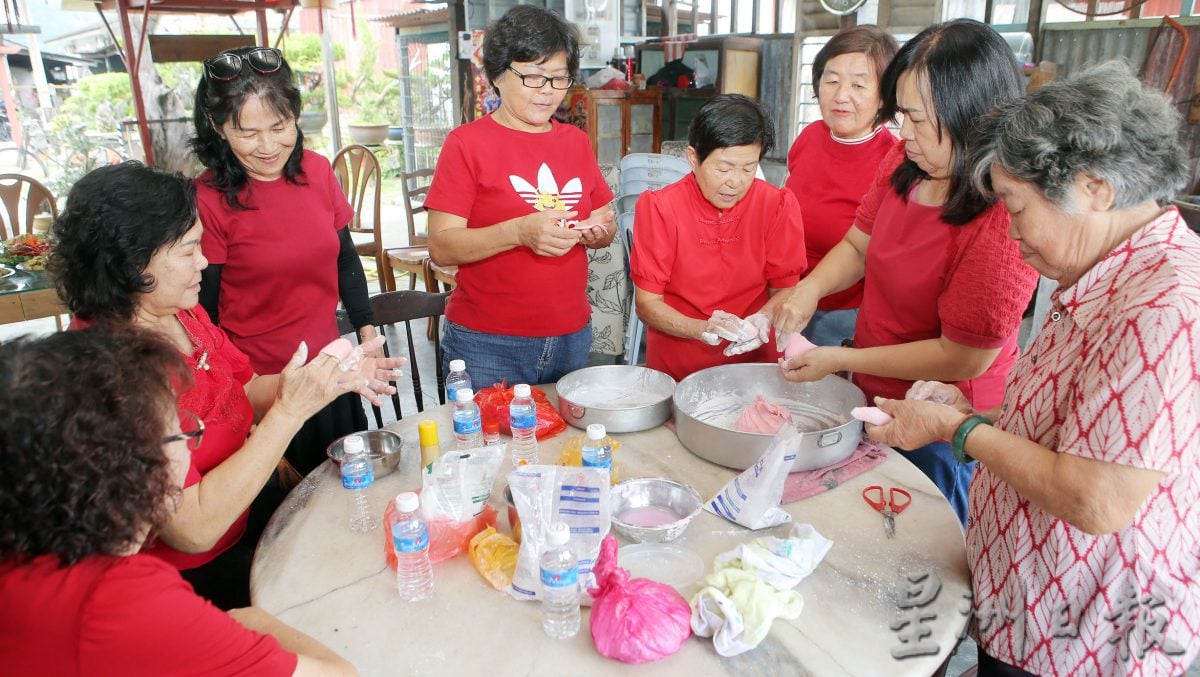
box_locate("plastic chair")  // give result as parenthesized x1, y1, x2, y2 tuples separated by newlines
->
(619, 165, 688, 187)
(332, 145, 394, 292)
(0, 173, 56, 240)
(617, 211, 645, 366)
(619, 153, 690, 176)
(386, 168, 435, 292)
(616, 194, 641, 217)
(337, 289, 451, 428)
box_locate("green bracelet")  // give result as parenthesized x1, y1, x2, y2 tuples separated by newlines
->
(951, 414, 990, 464)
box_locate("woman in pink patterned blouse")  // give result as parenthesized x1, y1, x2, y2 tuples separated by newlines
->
(867, 62, 1200, 676)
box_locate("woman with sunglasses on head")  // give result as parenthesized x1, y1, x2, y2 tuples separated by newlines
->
(191, 46, 379, 476)
(0, 326, 356, 676)
(51, 162, 401, 610)
(425, 6, 615, 390)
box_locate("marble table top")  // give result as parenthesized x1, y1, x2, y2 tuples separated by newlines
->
(252, 387, 969, 676)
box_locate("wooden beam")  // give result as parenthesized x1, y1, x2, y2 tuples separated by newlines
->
(1028, 0, 1046, 61)
(147, 34, 254, 62)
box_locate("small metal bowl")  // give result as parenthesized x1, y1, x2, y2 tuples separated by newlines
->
(326, 430, 404, 478)
(556, 365, 677, 433)
(610, 477, 703, 543)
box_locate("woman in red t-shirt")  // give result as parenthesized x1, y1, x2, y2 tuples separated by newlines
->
(426, 6, 615, 391)
(776, 20, 1039, 524)
(0, 327, 353, 675)
(784, 25, 898, 348)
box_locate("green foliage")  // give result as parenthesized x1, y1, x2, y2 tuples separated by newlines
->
(52, 73, 135, 133)
(283, 34, 344, 111)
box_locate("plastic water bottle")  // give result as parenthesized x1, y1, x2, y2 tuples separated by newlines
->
(340, 436, 377, 534)
(540, 522, 580, 639)
(581, 424, 612, 476)
(509, 383, 539, 467)
(452, 387, 483, 449)
(445, 359, 472, 402)
(391, 492, 434, 601)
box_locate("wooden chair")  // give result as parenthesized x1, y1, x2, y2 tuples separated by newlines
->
(0, 173, 57, 240)
(385, 168, 435, 292)
(332, 145, 394, 292)
(337, 289, 451, 428)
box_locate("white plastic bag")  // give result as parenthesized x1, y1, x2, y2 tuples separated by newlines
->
(704, 426, 799, 529)
(421, 445, 505, 521)
(507, 464, 611, 602)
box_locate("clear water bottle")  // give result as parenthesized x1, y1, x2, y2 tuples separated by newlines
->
(340, 435, 377, 534)
(445, 359, 472, 402)
(391, 492, 434, 601)
(581, 424, 612, 476)
(540, 522, 580, 639)
(452, 387, 483, 449)
(509, 383, 539, 467)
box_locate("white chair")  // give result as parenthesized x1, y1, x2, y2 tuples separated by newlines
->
(617, 211, 646, 365)
(620, 165, 688, 187)
(619, 152, 690, 176)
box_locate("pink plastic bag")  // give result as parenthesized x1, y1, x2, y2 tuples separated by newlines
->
(587, 535, 692, 663)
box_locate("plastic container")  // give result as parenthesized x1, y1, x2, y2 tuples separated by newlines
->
(391, 492, 434, 601)
(341, 435, 377, 534)
(418, 419, 441, 468)
(581, 424, 612, 476)
(509, 383, 539, 467)
(452, 387, 483, 449)
(483, 418, 501, 447)
(539, 522, 580, 639)
(445, 359, 472, 403)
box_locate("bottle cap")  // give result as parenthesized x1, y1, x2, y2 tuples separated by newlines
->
(483, 418, 499, 434)
(547, 522, 570, 546)
(449, 359, 466, 372)
(513, 383, 531, 397)
(417, 420, 439, 446)
(395, 491, 419, 512)
(586, 424, 606, 441)
(457, 387, 475, 402)
(343, 434, 366, 453)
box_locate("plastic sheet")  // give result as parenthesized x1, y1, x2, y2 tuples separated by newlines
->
(474, 383, 567, 440)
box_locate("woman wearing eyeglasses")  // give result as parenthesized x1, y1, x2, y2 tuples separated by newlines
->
(0, 326, 356, 676)
(191, 46, 378, 476)
(426, 6, 616, 390)
(51, 162, 401, 610)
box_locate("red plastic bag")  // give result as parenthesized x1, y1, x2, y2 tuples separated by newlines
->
(587, 535, 692, 663)
(383, 494, 498, 567)
(474, 383, 567, 441)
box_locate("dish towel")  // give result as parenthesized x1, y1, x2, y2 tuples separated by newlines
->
(781, 440, 888, 504)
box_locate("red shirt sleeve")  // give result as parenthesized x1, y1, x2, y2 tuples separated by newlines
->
(938, 203, 1039, 348)
(629, 189, 676, 295)
(81, 556, 297, 676)
(317, 154, 355, 231)
(765, 187, 806, 288)
(853, 143, 907, 236)
(196, 180, 229, 266)
(424, 132, 475, 219)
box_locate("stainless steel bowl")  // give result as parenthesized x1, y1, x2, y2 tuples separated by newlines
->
(556, 365, 676, 433)
(673, 363, 865, 472)
(326, 430, 404, 478)
(610, 477, 703, 543)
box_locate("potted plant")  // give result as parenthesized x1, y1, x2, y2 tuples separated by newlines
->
(299, 87, 327, 135)
(347, 107, 389, 146)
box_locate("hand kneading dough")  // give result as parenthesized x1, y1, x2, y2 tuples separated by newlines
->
(319, 337, 354, 361)
(783, 334, 818, 360)
(735, 395, 793, 434)
(850, 406, 893, 426)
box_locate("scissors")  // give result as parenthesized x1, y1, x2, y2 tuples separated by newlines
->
(862, 485, 912, 539)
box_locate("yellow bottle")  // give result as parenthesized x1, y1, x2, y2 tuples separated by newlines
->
(418, 420, 441, 469)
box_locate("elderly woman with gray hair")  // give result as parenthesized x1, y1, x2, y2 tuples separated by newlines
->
(867, 61, 1199, 675)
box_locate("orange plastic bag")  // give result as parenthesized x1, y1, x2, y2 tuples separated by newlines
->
(383, 497, 497, 567)
(474, 383, 567, 440)
(468, 526, 520, 591)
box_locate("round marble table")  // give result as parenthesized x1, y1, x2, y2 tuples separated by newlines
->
(251, 387, 969, 675)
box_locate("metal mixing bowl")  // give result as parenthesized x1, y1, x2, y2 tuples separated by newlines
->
(556, 365, 676, 433)
(610, 477, 703, 543)
(673, 363, 865, 472)
(326, 430, 404, 478)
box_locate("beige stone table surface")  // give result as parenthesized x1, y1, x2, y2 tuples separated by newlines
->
(252, 386, 970, 676)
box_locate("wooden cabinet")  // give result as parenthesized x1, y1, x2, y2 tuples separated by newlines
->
(579, 89, 662, 166)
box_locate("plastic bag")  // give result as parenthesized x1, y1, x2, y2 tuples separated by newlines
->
(383, 496, 498, 567)
(704, 426, 799, 529)
(587, 535, 692, 663)
(556, 433, 622, 484)
(474, 383, 567, 441)
(469, 526, 520, 591)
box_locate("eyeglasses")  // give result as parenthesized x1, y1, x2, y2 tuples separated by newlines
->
(506, 66, 575, 90)
(205, 48, 283, 82)
(162, 410, 205, 451)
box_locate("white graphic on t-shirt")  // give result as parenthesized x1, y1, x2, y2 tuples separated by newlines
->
(509, 164, 583, 221)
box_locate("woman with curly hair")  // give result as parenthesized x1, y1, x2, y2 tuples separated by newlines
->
(51, 161, 402, 610)
(191, 46, 377, 475)
(0, 326, 355, 675)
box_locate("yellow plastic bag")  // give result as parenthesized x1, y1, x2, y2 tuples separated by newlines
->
(468, 527, 519, 591)
(557, 434, 621, 484)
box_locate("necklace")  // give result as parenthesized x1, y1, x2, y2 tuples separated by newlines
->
(178, 311, 210, 371)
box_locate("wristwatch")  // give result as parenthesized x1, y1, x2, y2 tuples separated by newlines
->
(951, 414, 990, 464)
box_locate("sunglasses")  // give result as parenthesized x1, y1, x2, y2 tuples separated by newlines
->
(205, 47, 283, 82)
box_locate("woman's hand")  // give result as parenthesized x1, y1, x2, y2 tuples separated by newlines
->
(574, 210, 615, 248)
(770, 283, 822, 350)
(866, 396, 965, 450)
(700, 310, 748, 345)
(905, 380, 972, 414)
(779, 345, 847, 381)
(272, 342, 356, 420)
(357, 325, 383, 359)
(336, 336, 405, 406)
(515, 209, 582, 257)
